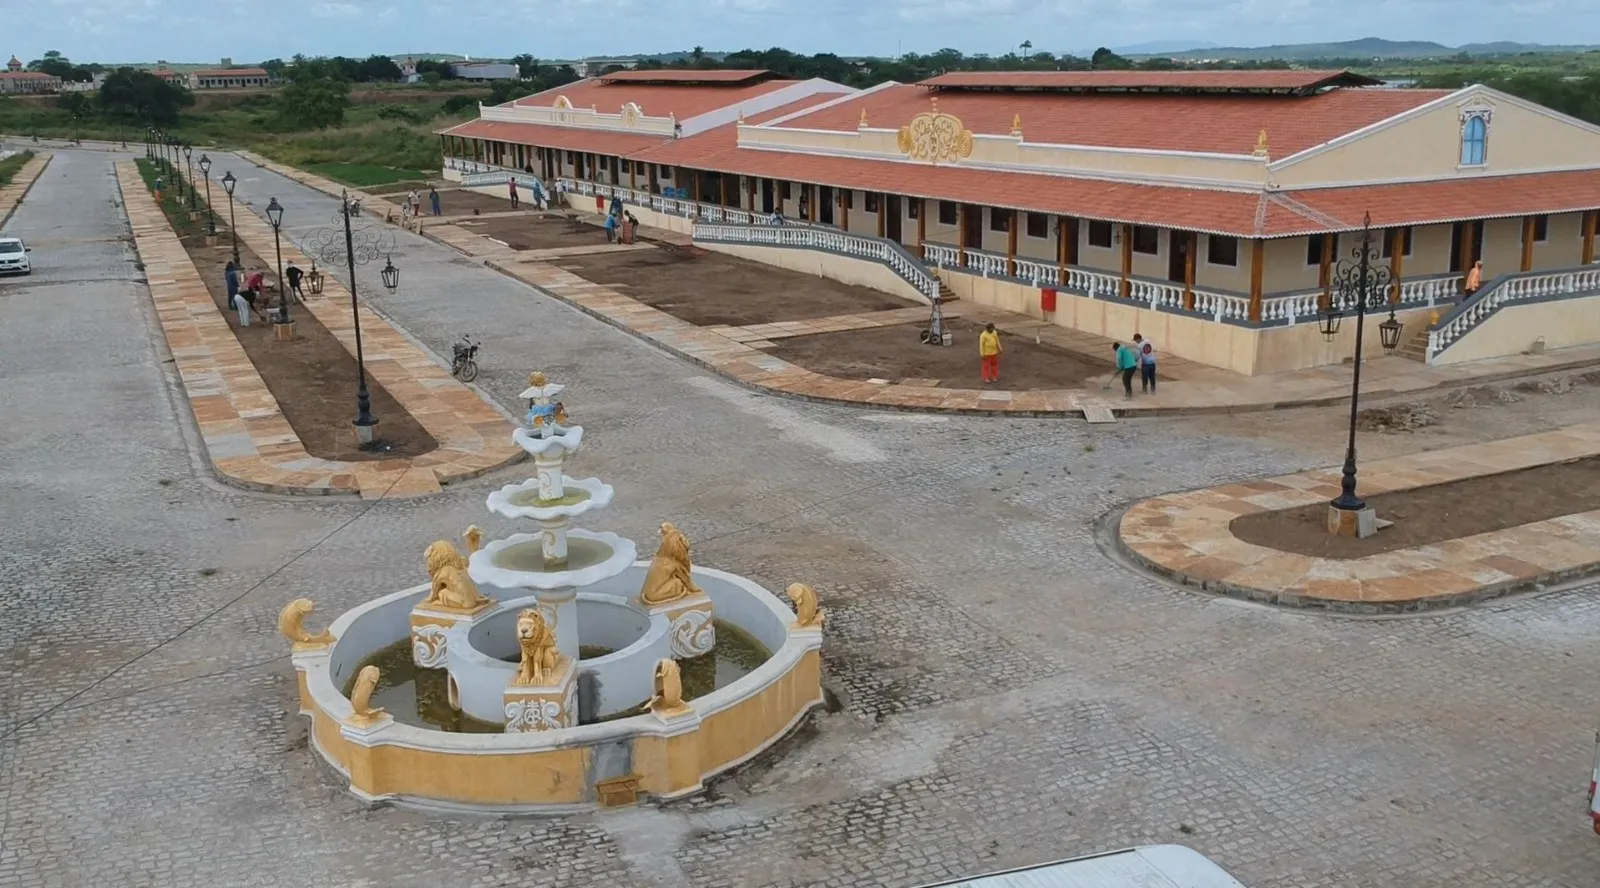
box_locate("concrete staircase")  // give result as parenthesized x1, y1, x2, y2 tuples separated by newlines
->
(1396, 328, 1429, 362)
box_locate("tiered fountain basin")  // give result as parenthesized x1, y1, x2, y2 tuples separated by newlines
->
(289, 564, 824, 813)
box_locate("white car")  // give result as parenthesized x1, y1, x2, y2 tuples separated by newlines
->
(0, 237, 30, 275)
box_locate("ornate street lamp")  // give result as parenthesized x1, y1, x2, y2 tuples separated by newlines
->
(1320, 212, 1404, 515)
(221, 171, 240, 265)
(198, 154, 216, 236)
(307, 192, 400, 445)
(265, 197, 291, 327)
(169, 138, 183, 200)
(183, 145, 197, 212)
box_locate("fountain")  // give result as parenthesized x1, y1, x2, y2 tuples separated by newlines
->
(281, 371, 826, 812)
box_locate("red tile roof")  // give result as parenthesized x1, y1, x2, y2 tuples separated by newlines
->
(920, 69, 1382, 93)
(507, 77, 800, 121)
(192, 68, 269, 78)
(439, 119, 671, 155)
(0, 71, 56, 80)
(1272, 171, 1600, 236)
(598, 69, 773, 84)
(775, 83, 1446, 156)
(629, 93, 860, 166)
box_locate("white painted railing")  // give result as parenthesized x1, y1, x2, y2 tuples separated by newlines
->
(922, 243, 959, 268)
(693, 223, 941, 304)
(1428, 266, 1600, 361)
(1399, 272, 1463, 306)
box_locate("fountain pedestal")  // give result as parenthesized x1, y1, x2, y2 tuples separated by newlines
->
(504, 658, 578, 732)
(643, 595, 716, 659)
(410, 600, 493, 668)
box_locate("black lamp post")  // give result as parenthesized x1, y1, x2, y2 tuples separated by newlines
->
(1319, 212, 1405, 513)
(221, 171, 240, 265)
(184, 145, 197, 212)
(169, 138, 183, 200)
(198, 154, 216, 235)
(266, 197, 290, 326)
(307, 192, 400, 445)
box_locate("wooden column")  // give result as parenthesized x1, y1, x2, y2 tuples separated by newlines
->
(1056, 216, 1068, 282)
(1063, 217, 1078, 266)
(1318, 233, 1334, 298)
(629, 163, 636, 192)
(877, 194, 887, 239)
(1388, 228, 1406, 303)
(1119, 224, 1133, 298)
(1183, 232, 1197, 309)
(1456, 221, 1474, 274)
(1248, 239, 1265, 322)
(840, 190, 849, 232)
(1005, 210, 1018, 277)
(693, 170, 702, 204)
(957, 204, 968, 268)
(747, 176, 756, 211)
(719, 174, 729, 207)
(647, 164, 658, 194)
(807, 184, 817, 222)
(1520, 215, 1536, 272)
(916, 199, 927, 258)
(1584, 211, 1598, 266)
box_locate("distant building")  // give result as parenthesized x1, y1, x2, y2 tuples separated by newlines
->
(398, 57, 421, 84)
(573, 58, 640, 78)
(1, 57, 61, 94)
(449, 61, 519, 81)
(145, 65, 187, 85)
(190, 68, 272, 89)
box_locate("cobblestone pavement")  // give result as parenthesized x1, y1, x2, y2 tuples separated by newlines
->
(3, 150, 1599, 888)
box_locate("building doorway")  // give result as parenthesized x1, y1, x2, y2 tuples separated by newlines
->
(961, 204, 983, 251)
(885, 196, 902, 242)
(1450, 221, 1483, 271)
(761, 179, 774, 213)
(1167, 231, 1190, 283)
(818, 186, 835, 225)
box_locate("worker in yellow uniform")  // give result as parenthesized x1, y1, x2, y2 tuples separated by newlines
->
(978, 322, 1002, 384)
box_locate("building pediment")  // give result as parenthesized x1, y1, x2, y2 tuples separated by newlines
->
(481, 96, 678, 136)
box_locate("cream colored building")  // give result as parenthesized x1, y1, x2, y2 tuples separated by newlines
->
(439, 68, 1600, 374)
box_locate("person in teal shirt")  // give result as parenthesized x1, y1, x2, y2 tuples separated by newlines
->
(1113, 341, 1139, 398)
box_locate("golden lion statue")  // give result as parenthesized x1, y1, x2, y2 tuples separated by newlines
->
(649, 658, 690, 717)
(513, 609, 560, 686)
(421, 526, 489, 611)
(347, 665, 386, 727)
(277, 598, 334, 650)
(639, 522, 704, 607)
(785, 583, 826, 629)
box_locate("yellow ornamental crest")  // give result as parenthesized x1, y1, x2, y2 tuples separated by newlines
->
(897, 110, 975, 165)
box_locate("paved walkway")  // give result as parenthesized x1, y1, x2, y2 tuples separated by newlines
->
(0, 151, 50, 227)
(235, 154, 1600, 418)
(117, 160, 520, 497)
(1118, 422, 1600, 611)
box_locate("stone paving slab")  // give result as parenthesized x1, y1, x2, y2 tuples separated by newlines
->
(0, 151, 51, 228)
(1117, 422, 1600, 611)
(117, 160, 521, 498)
(234, 152, 1600, 419)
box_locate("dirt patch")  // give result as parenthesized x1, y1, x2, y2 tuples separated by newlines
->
(1357, 403, 1439, 432)
(431, 189, 532, 216)
(457, 213, 611, 251)
(1230, 455, 1600, 559)
(177, 225, 438, 461)
(765, 318, 1107, 389)
(553, 246, 910, 326)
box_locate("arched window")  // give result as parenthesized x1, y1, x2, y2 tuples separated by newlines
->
(1460, 115, 1488, 166)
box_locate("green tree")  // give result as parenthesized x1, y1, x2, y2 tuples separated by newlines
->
(511, 54, 540, 79)
(29, 49, 93, 82)
(276, 58, 352, 129)
(97, 68, 194, 125)
(357, 54, 404, 82)
(1090, 47, 1132, 69)
(55, 91, 91, 117)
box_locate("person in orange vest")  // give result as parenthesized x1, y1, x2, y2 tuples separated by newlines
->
(978, 323, 1003, 384)
(1464, 260, 1483, 295)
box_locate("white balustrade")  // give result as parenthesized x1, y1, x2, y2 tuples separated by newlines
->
(1013, 258, 1061, 287)
(1259, 290, 1322, 324)
(1191, 290, 1251, 322)
(922, 243, 959, 268)
(966, 250, 1008, 279)
(1062, 266, 1120, 300)
(693, 222, 941, 304)
(1397, 273, 1462, 306)
(1427, 265, 1600, 361)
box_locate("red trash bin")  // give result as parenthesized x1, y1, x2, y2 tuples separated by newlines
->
(596, 195, 606, 211)
(1040, 287, 1058, 313)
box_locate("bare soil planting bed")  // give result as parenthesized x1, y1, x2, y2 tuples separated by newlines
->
(553, 247, 910, 326)
(431, 189, 534, 216)
(766, 318, 1108, 389)
(1230, 455, 1600, 559)
(178, 225, 439, 461)
(457, 213, 612, 251)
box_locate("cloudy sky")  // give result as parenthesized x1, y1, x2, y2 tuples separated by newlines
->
(10, 0, 1597, 65)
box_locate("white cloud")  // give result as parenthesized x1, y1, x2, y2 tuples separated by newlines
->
(310, 2, 360, 18)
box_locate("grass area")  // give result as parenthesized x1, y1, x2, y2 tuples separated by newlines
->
(304, 161, 428, 188)
(0, 87, 477, 179)
(0, 150, 34, 187)
(134, 158, 203, 237)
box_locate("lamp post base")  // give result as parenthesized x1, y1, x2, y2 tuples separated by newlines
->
(354, 419, 380, 445)
(273, 321, 296, 341)
(1327, 504, 1378, 539)
(204, 235, 217, 247)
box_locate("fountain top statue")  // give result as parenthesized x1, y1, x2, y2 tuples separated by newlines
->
(522, 370, 569, 440)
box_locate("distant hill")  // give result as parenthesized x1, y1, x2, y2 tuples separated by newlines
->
(1146, 37, 1600, 61)
(1106, 41, 1221, 56)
